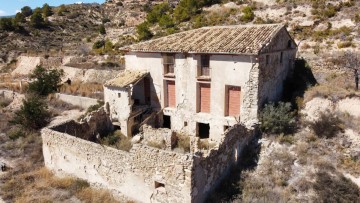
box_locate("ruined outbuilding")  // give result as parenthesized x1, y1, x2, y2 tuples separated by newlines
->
(42, 24, 297, 203)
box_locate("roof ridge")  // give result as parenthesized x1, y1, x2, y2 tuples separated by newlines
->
(122, 24, 289, 55)
(199, 23, 284, 29)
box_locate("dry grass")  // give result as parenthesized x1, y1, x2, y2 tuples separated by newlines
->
(303, 72, 359, 103)
(100, 130, 132, 152)
(0, 97, 12, 108)
(2, 167, 120, 203)
(0, 113, 120, 202)
(0, 82, 24, 93)
(59, 81, 103, 99)
(173, 132, 190, 153)
(198, 139, 216, 150)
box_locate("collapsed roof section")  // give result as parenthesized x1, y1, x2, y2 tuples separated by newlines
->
(104, 70, 149, 88)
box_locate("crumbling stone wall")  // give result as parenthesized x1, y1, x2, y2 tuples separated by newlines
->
(42, 124, 193, 203)
(191, 124, 254, 203)
(43, 116, 254, 203)
(50, 108, 113, 140)
(40, 57, 63, 68)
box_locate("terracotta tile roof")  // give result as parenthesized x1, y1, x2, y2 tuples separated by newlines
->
(104, 70, 148, 88)
(122, 24, 285, 55)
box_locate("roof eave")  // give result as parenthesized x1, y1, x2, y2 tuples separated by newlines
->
(122, 50, 259, 56)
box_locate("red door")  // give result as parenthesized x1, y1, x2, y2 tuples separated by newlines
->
(199, 83, 211, 113)
(167, 81, 176, 107)
(227, 86, 241, 116)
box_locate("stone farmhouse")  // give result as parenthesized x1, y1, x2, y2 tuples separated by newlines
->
(104, 23, 297, 140)
(42, 24, 297, 203)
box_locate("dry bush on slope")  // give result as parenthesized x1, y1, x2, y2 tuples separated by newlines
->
(313, 170, 360, 202)
(3, 167, 119, 203)
(0, 116, 120, 202)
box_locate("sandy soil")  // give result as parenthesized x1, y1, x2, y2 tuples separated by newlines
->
(11, 56, 41, 76)
(303, 97, 360, 121)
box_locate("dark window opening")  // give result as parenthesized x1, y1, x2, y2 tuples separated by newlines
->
(163, 54, 175, 74)
(197, 123, 210, 139)
(184, 121, 188, 127)
(113, 125, 121, 131)
(155, 181, 165, 189)
(200, 55, 210, 76)
(266, 55, 269, 65)
(287, 40, 292, 48)
(118, 93, 121, 98)
(163, 115, 171, 129)
(134, 99, 140, 105)
(280, 52, 283, 63)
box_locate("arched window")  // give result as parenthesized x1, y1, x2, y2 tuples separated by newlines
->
(287, 40, 292, 48)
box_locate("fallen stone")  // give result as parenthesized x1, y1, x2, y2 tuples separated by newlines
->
(131, 135, 142, 144)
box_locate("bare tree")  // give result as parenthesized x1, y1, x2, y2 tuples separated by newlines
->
(343, 51, 360, 90)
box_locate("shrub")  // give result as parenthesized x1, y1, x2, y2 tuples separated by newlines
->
(260, 102, 296, 134)
(30, 9, 45, 28)
(7, 127, 25, 140)
(173, 0, 199, 22)
(0, 18, 15, 31)
(146, 3, 172, 24)
(93, 40, 105, 49)
(42, 3, 53, 17)
(21, 6, 33, 17)
(241, 6, 255, 22)
(136, 22, 153, 41)
(159, 14, 175, 28)
(28, 66, 64, 96)
(99, 24, 106, 35)
(309, 111, 343, 139)
(10, 95, 51, 130)
(100, 130, 132, 151)
(57, 4, 67, 16)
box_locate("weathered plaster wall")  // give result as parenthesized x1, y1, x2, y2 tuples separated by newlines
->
(55, 93, 98, 109)
(104, 86, 131, 136)
(191, 124, 254, 203)
(125, 53, 255, 141)
(42, 125, 193, 203)
(258, 28, 297, 105)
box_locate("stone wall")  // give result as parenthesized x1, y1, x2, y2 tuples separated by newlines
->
(55, 93, 99, 109)
(42, 123, 193, 203)
(191, 124, 254, 203)
(50, 108, 113, 140)
(42, 118, 254, 203)
(40, 57, 63, 68)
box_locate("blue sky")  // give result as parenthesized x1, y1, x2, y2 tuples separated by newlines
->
(0, 0, 105, 16)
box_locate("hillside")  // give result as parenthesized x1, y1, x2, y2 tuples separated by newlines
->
(0, 0, 360, 202)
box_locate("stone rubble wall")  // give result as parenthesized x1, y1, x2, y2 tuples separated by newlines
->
(40, 57, 63, 68)
(42, 115, 254, 203)
(42, 124, 193, 203)
(142, 125, 173, 150)
(191, 124, 254, 203)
